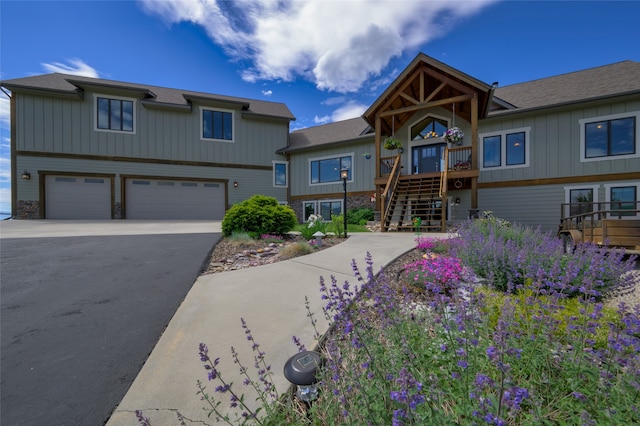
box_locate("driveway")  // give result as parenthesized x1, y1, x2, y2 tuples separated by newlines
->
(0, 220, 221, 426)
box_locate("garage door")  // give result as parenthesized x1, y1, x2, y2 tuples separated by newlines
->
(125, 178, 225, 220)
(45, 175, 111, 219)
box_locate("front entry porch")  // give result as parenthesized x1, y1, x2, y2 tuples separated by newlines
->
(375, 146, 478, 232)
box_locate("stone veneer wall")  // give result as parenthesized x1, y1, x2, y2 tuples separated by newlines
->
(114, 202, 122, 219)
(16, 200, 40, 219)
(15, 200, 123, 219)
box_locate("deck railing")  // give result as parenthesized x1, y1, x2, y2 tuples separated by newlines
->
(380, 153, 402, 231)
(560, 201, 640, 225)
(448, 146, 472, 171)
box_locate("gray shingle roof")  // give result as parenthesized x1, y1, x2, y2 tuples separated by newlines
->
(1, 73, 295, 120)
(282, 117, 372, 153)
(492, 60, 640, 114)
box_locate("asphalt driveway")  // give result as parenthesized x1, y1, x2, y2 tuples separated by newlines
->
(0, 221, 221, 426)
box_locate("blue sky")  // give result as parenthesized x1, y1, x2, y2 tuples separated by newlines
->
(1, 0, 639, 216)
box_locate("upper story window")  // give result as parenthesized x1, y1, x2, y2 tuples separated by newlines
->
(273, 161, 288, 187)
(411, 116, 448, 140)
(580, 112, 639, 162)
(309, 154, 352, 185)
(201, 108, 234, 142)
(96, 96, 135, 133)
(479, 127, 530, 170)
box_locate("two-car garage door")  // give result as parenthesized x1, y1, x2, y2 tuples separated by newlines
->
(45, 175, 225, 220)
(125, 178, 225, 220)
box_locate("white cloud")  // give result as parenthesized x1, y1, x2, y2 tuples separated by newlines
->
(313, 115, 331, 125)
(261, 89, 273, 97)
(330, 101, 369, 122)
(0, 96, 9, 129)
(0, 186, 10, 214)
(41, 58, 99, 78)
(140, 0, 496, 93)
(0, 157, 10, 183)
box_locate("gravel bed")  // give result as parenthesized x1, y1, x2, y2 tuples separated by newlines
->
(202, 237, 640, 309)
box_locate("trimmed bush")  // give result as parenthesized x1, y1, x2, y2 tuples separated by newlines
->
(347, 207, 374, 225)
(221, 195, 297, 238)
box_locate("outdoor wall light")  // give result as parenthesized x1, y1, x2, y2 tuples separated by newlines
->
(283, 350, 323, 403)
(455, 197, 461, 205)
(340, 168, 349, 238)
(233, 181, 238, 188)
(21, 171, 31, 180)
(398, 147, 404, 154)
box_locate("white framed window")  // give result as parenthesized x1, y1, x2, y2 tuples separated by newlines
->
(604, 181, 640, 218)
(309, 153, 353, 186)
(303, 199, 344, 221)
(563, 184, 599, 217)
(580, 111, 639, 162)
(479, 127, 530, 170)
(200, 107, 234, 142)
(273, 161, 288, 188)
(94, 94, 136, 134)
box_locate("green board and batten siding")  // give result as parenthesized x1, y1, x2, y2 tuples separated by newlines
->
(13, 92, 289, 166)
(477, 100, 640, 231)
(287, 138, 376, 197)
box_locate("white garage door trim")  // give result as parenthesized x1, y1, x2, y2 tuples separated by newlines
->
(45, 175, 112, 219)
(125, 178, 225, 220)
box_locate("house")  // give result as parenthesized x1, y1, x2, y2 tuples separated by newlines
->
(4, 53, 640, 231)
(281, 53, 640, 232)
(2, 74, 294, 219)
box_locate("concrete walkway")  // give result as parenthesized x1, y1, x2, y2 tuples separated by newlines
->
(108, 232, 440, 425)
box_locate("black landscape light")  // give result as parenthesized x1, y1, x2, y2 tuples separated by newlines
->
(283, 350, 322, 403)
(340, 168, 349, 238)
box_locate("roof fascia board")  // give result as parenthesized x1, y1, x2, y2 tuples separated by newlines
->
(278, 134, 373, 154)
(241, 111, 294, 122)
(485, 91, 640, 120)
(66, 79, 154, 99)
(183, 94, 249, 109)
(140, 100, 192, 112)
(0, 84, 84, 101)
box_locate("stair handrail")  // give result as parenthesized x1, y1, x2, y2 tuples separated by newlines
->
(440, 146, 449, 198)
(439, 147, 449, 231)
(381, 153, 402, 230)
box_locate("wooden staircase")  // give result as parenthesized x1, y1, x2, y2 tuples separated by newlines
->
(382, 174, 446, 232)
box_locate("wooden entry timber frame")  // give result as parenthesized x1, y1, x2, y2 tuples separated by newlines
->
(363, 53, 495, 228)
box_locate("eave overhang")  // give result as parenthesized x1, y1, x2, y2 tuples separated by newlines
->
(363, 53, 493, 136)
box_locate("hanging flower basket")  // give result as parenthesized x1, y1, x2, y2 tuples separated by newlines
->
(445, 127, 464, 145)
(383, 136, 402, 151)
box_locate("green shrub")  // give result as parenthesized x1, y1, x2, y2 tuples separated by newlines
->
(330, 214, 345, 237)
(347, 207, 374, 225)
(221, 195, 297, 238)
(477, 286, 621, 349)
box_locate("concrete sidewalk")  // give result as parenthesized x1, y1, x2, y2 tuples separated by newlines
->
(107, 232, 437, 425)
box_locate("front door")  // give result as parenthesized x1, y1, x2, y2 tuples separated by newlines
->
(412, 143, 445, 174)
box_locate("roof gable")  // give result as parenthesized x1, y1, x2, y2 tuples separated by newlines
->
(363, 52, 494, 136)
